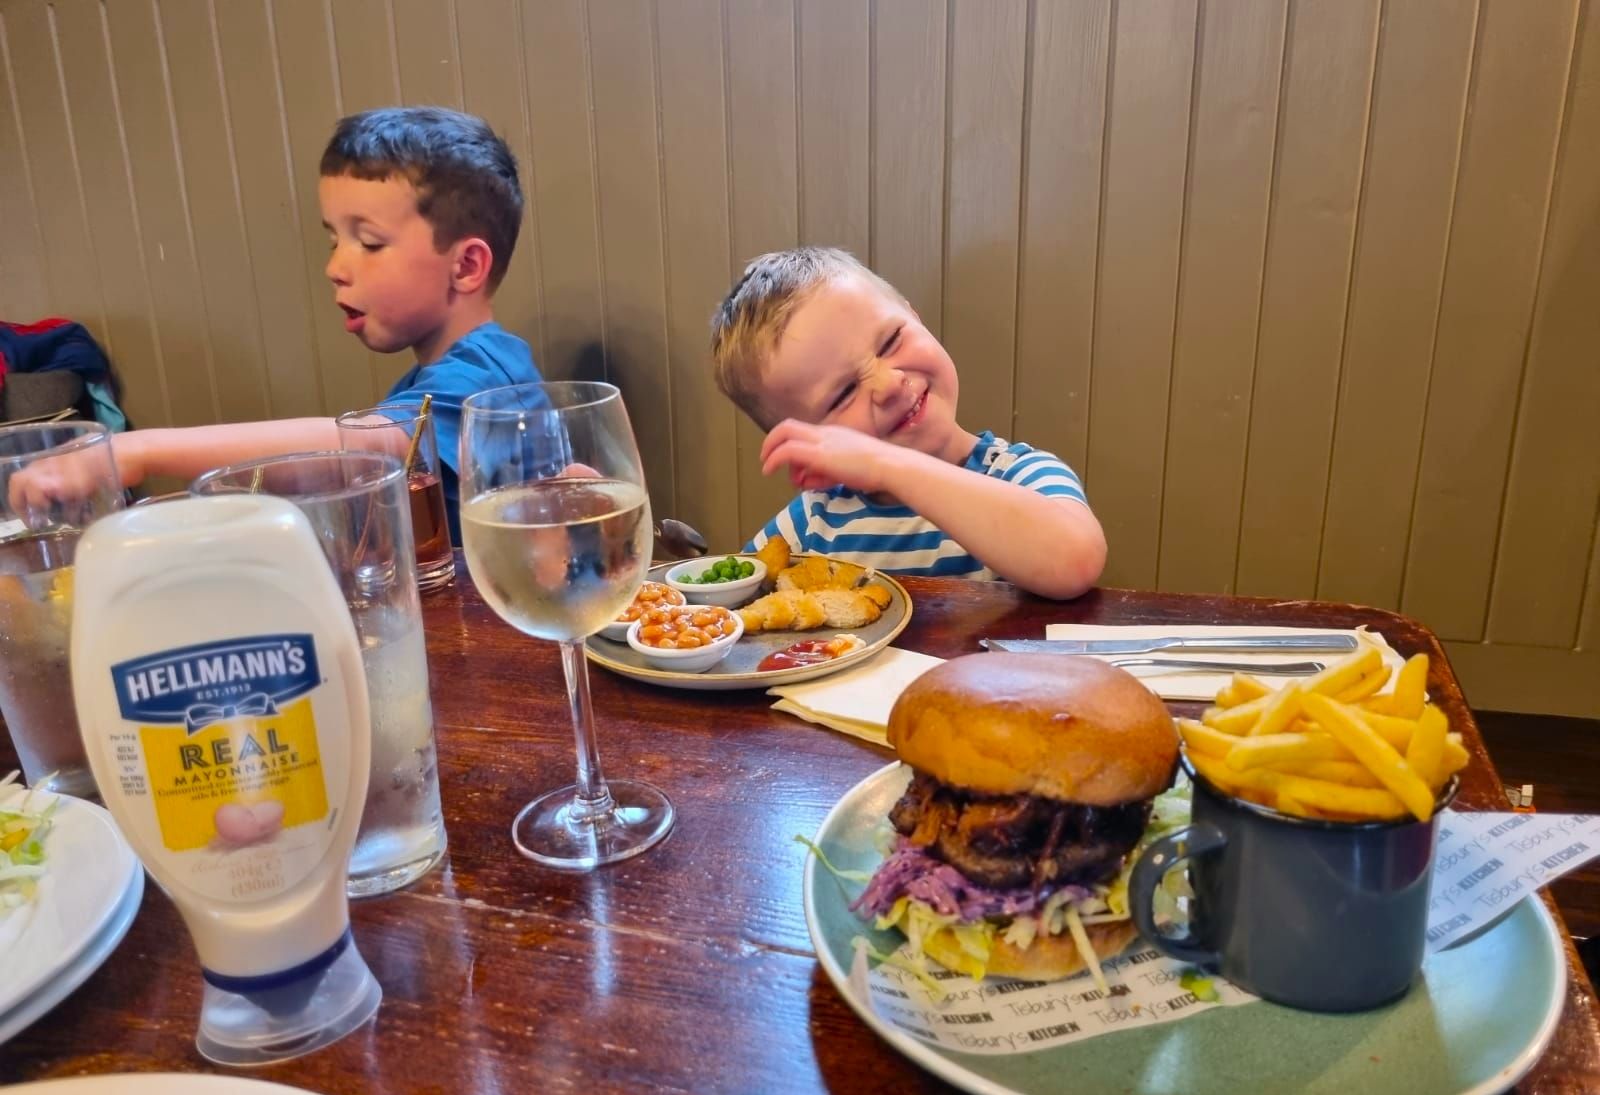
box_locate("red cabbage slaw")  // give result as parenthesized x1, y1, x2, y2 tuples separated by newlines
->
(850, 836, 1092, 923)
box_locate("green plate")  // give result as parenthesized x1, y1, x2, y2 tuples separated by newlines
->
(804, 763, 1567, 1095)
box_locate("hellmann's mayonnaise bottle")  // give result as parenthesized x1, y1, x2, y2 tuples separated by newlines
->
(70, 494, 382, 1065)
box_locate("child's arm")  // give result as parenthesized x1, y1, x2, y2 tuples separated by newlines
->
(9, 418, 344, 511)
(760, 421, 1106, 599)
(114, 419, 344, 485)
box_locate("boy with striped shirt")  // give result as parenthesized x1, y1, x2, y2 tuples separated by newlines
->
(710, 248, 1106, 600)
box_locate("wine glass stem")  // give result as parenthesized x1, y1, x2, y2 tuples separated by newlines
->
(559, 638, 616, 823)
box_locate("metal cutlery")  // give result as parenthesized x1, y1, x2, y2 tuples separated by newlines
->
(652, 518, 708, 561)
(1104, 657, 1324, 675)
(980, 634, 1358, 656)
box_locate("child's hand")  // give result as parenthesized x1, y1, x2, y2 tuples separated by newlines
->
(759, 420, 903, 494)
(6, 446, 123, 523)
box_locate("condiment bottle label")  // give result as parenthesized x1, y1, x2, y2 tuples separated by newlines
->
(104, 633, 337, 901)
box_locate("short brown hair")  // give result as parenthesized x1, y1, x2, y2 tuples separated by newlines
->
(321, 106, 523, 292)
(709, 247, 900, 429)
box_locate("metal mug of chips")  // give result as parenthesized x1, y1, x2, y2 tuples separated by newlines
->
(1130, 645, 1466, 1011)
(1130, 756, 1459, 1012)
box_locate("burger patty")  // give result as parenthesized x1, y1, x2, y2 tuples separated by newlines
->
(888, 771, 1152, 891)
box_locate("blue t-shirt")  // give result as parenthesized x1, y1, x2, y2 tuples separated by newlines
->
(745, 431, 1089, 580)
(381, 321, 541, 542)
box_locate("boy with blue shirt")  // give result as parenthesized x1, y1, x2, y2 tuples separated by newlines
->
(13, 107, 538, 538)
(710, 247, 1106, 600)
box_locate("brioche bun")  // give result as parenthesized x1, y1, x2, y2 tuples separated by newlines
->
(886, 653, 1178, 805)
(922, 919, 1142, 983)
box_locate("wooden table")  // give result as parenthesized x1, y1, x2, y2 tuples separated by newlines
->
(3, 574, 1597, 1092)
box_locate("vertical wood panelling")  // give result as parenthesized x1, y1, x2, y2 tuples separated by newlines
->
(103, 0, 220, 427)
(1316, 1, 1477, 607)
(586, 0, 674, 517)
(520, 0, 603, 382)
(1583, 523, 1600, 652)
(1235, 0, 1379, 598)
(454, 0, 543, 365)
(657, 0, 740, 552)
(871, 0, 945, 326)
(1087, 0, 1198, 590)
(381, 0, 462, 400)
(159, 0, 274, 425)
(3, 0, 1598, 713)
(382, 0, 465, 395)
(1157, 0, 1285, 594)
(724, 0, 798, 256)
(4, 2, 107, 348)
(0, 9, 52, 324)
(725, 0, 801, 538)
(272, 0, 372, 417)
(942, 0, 1025, 437)
(1012, 0, 1109, 477)
(213, 0, 324, 420)
(1488, 3, 1600, 649)
(329, 0, 398, 115)
(1401, 0, 1579, 641)
(328, 0, 400, 403)
(797, 0, 868, 256)
(48, 0, 170, 430)
(391, 0, 461, 110)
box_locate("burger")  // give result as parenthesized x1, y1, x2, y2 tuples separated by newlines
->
(852, 652, 1181, 983)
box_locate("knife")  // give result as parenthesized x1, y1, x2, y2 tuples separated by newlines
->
(980, 634, 1359, 656)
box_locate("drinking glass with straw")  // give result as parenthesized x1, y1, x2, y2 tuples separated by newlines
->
(336, 395, 455, 592)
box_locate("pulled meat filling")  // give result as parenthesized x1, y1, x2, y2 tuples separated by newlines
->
(888, 770, 1151, 891)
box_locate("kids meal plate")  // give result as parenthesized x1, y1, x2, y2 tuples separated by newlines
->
(586, 554, 912, 691)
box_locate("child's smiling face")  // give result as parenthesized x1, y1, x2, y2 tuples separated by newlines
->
(319, 173, 457, 361)
(759, 273, 967, 464)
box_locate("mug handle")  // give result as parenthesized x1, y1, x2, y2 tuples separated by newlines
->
(1129, 823, 1226, 967)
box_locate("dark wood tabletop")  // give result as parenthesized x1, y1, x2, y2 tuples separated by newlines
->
(2, 572, 1597, 1093)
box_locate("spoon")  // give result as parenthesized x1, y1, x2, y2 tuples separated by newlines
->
(653, 518, 708, 561)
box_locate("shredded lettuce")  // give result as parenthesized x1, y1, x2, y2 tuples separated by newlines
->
(1064, 905, 1109, 995)
(1001, 914, 1037, 951)
(853, 936, 948, 1001)
(876, 898, 993, 980)
(793, 833, 873, 883)
(1148, 775, 1194, 835)
(1180, 968, 1219, 1002)
(1105, 776, 1195, 921)
(0, 771, 56, 910)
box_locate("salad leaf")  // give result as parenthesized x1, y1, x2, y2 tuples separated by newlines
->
(793, 833, 873, 883)
(852, 936, 949, 1001)
(0, 771, 56, 910)
(1180, 968, 1220, 1002)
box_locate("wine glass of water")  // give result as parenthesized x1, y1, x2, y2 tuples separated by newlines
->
(459, 381, 672, 868)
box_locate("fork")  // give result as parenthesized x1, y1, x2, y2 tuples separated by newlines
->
(1105, 657, 1324, 675)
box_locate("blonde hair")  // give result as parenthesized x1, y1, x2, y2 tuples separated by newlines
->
(709, 247, 900, 429)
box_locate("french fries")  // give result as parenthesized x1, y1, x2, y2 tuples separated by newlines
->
(1177, 647, 1468, 823)
(1224, 730, 1351, 770)
(1247, 681, 1305, 738)
(1300, 693, 1435, 821)
(1216, 673, 1270, 708)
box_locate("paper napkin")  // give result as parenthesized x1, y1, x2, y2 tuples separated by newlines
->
(1042, 624, 1405, 702)
(767, 647, 944, 747)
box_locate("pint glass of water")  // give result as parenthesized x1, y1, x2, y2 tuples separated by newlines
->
(0, 421, 125, 796)
(191, 451, 446, 896)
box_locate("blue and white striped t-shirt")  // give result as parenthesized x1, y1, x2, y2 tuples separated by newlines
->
(744, 431, 1089, 580)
